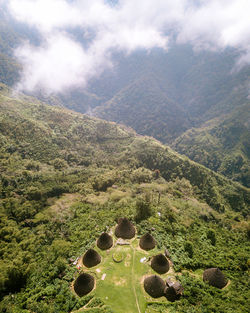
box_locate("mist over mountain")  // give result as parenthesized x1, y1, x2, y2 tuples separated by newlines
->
(2, 0, 250, 94)
(0, 2, 250, 312)
(92, 46, 249, 125)
(0, 1, 249, 187)
(90, 47, 250, 186)
(0, 83, 249, 312)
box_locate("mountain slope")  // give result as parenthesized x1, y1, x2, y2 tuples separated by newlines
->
(0, 19, 249, 187)
(93, 47, 249, 134)
(91, 47, 250, 186)
(0, 84, 248, 212)
(0, 86, 249, 312)
(173, 103, 250, 187)
(93, 73, 191, 142)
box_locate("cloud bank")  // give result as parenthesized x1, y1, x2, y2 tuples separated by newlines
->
(5, 0, 250, 93)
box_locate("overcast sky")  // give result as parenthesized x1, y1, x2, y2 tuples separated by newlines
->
(3, 0, 250, 94)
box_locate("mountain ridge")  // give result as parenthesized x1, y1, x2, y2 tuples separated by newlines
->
(0, 85, 249, 312)
(0, 17, 249, 185)
(0, 84, 248, 212)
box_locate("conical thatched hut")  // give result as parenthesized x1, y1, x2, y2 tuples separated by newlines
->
(82, 249, 101, 268)
(115, 218, 135, 239)
(151, 254, 169, 274)
(97, 232, 113, 250)
(139, 233, 156, 251)
(144, 275, 165, 298)
(203, 268, 227, 289)
(74, 273, 94, 297)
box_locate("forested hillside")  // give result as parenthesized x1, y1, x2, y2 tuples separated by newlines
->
(93, 47, 249, 134)
(92, 74, 190, 143)
(173, 103, 250, 187)
(0, 85, 249, 312)
(0, 8, 40, 86)
(0, 16, 21, 86)
(0, 14, 249, 187)
(0, 1, 249, 312)
(90, 48, 250, 186)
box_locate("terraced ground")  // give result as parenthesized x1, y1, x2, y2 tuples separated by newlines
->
(72, 231, 177, 313)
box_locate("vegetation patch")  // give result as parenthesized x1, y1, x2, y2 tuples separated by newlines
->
(0, 87, 249, 313)
(112, 251, 124, 263)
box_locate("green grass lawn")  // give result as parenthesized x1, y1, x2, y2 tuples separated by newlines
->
(73, 234, 174, 313)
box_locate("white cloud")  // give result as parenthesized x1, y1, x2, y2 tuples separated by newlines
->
(177, 0, 250, 51)
(8, 0, 82, 32)
(14, 33, 101, 93)
(6, 0, 250, 94)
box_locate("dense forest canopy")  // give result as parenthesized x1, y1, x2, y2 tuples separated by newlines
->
(0, 13, 249, 186)
(0, 86, 249, 312)
(0, 1, 249, 311)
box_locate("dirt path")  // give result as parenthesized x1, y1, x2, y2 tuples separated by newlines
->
(131, 246, 142, 313)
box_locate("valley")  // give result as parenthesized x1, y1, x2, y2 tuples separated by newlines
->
(0, 86, 249, 312)
(0, 3, 249, 311)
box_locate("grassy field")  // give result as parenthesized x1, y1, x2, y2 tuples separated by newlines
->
(73, 231, 176, 313)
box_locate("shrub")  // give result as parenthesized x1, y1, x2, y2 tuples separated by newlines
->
(52, 158, 68, 170)
(135, 198, 152, 222)
(184, 241, 194, 258)
(131, 167, 153, 183)
(207, 229, 216, 245)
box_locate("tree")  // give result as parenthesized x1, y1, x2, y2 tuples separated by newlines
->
(184, 241, 194, 258)
(135, 198, 152, 222)
(52, 158, 67, 170)
(207, 229, 216, 245)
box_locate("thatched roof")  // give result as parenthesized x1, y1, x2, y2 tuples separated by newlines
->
(144, 275, 165, 298)
(203, 268, 227, 289)
(82, 249, 101, 268)
(74, 273, 94, 297)
(139, 233, 156, 251)
(115, 218, 136, 239)
(165, 286, 180, 302)
(151, 253, 169, 274)
(165, 281, 184, 302)
(97, 232, 113, 250)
